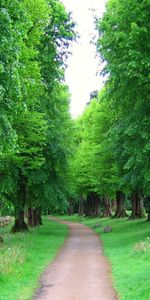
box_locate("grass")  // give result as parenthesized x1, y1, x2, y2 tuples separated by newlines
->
(1, 215, 150, 300)
(58, 214, 150, 300)
(0, 218, 68, 300)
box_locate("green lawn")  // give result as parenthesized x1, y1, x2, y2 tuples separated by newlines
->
(59, 215, 150, 300)
(0, 218, 68, 300)
(1, 215, 150, 300)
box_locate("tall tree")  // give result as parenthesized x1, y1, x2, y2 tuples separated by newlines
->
(96, 0, 150, 218)
(0, 0, 75, 230)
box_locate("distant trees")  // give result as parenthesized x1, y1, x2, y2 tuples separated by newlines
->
(97, 0, 150, 220)
(69, 0, 150, 221)
(68, 91, 116, 217)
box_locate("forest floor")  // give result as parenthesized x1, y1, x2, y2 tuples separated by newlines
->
(33, 218, 117, 300)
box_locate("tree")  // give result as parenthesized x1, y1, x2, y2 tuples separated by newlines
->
(96, 0, 150, 219)
(27, 0, 75, 217)
(0, 0, 75, 231)
(69, 90, 117, 217)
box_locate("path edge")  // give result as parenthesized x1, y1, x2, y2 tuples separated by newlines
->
(32, 217, 71, 299)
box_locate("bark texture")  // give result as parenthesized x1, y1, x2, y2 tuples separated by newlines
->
(11, 209, 28, 232)
(28, 208, 34, 227)
(27, 208, 42, 227)
(0, 235, 4, 243)
(114, 191, 127, 218)
(144, 196, 150, 222)
(130, 193, 145, 219)
(147, 208, 150, 222)
(78, 198, 84, 216)
(84, 192, 100, 217)
(11, 173, 28, 232)
(68, 198, 74, 215)
(102, 197, 112, 217)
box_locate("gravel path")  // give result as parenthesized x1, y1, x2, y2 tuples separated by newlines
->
(33, 220, 118, 300)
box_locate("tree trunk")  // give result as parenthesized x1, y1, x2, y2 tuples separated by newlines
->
(130, 193, 145, 219)
(94, 195, 101, 217)
(28, 208, 34, 227)
(68, 198, 74, 215)
(143, 196, 150, 222)
(84, 196, 90, 216)
(78, 198, 84, 216)
(11, 209, 28, 232)
(34, 208, 41, 226)
(111, 200, 116, 213)
(84, 193, 100, 217)
(146, 208, 150, 222)
(0, 235, 3, 243)
(102, 197, 112, 217)
(11, 173, 28, 232)
(38, 211, 43, 225)
(27, 208, 42, 227)
(27, 208, 38, 227)
(114, 191, 127, 218)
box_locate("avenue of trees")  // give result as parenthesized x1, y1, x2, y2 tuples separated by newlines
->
(68, 0, 150, 221)
(0, 0, 75, 231)
(0, 0, 150, 234)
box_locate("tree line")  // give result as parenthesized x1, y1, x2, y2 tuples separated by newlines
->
(68, 0, 150, 221)
(1, 0, 150, 233)
(0, 0, 75, 232)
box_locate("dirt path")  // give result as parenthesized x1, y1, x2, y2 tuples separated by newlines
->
(34, 220, 118, 300)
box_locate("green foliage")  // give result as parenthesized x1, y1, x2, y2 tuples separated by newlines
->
(69, 90, 117, 200)
(95, 0, 150, 196)
(68, 0, 150, 214)
(0, 198, 14, 216)
(0, 0, 75, 223)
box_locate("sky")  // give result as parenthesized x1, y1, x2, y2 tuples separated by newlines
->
(61, 0, 107, 118)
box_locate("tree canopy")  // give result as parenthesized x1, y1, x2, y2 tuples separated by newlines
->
(68, 0, 150, 220)
(0, 0, 75, 231)
(1, 0, 150, 227)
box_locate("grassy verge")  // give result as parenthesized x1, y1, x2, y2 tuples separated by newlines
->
(0, 218, 68, 300)
(59, 215, 150, 300)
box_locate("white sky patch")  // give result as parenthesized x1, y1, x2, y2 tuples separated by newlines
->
(61, 0, 107, 118)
